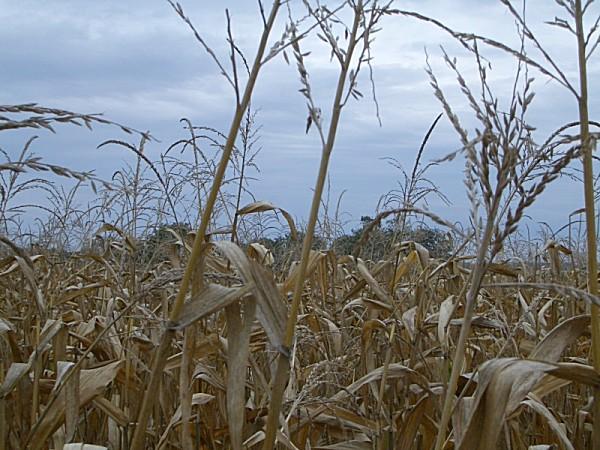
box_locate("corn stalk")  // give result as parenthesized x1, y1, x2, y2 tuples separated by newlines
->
(129, 2, 282, 448)
(575, 1, 600, 448)
(261, 2, 365, 448)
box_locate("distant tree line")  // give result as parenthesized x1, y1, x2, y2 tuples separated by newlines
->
(136, 216, 452, 270)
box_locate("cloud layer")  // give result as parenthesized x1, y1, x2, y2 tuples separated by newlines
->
(1, 0, 598, 234)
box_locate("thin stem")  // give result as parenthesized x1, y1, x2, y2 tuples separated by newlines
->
(434, 218, 495, 450)
(128, 2, 282, 448)
(261, 2, 364, 448)
(575, 1, 600, 449)
(231, 109, 252, 243)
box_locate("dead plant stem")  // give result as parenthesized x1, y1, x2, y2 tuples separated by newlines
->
(575, 1, 600, 448)
(434, 212, 496, 450)
(129, 2, 282, 449)
(261, 3, 364, 448)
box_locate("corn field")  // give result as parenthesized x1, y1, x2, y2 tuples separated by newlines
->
(1, 1, 600, 449)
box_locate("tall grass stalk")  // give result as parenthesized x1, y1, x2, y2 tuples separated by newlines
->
(262, 2, 366, 447)
(394, 3, 600, 446)
(433, 226, 494, 450)
(575, 1, 600, 447)
(129, 2, 282, 448)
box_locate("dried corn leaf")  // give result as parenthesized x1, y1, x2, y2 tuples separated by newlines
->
(1, 320, 65, 397)
(241, 429, 301, 449)
(165, 334, 220, 370)
(283, 250, 324, 294)
(214, 241, 286, 353)
(28, 360, 123, 450)
(530, 315, 590, 362)
(487, 263, 519, 278)
(453, 396, 476, 446)
(522, 396, 574, 450)
(64, 363, 80, 443)
(56, 282, 106, 307)
(402, 307, 417, 340)
(226, 298, 256, 450)
(457, 358, 566, 450)
(165, 226, 193, 253)
(547, 362, 600, 387)
(15, 254, 46, 319)
(449, 316, 503, 330)
(237, 200, 298, 239)
(95, 223, 136, 252)
(327, 405, 378, 432)
(356, 258, 392, 304)
(321, 316, 342, 355)
(530, 374, 571, 400)
(248, 242, 274, 266)
(173, 283, 254, 330)
(396, 395, 431, 449)
(342, 297, 393, 313)
(0, 317, 14, 335)
(297, 407, 373, 433)
(157, 393, 215, 449)
(333, 363, 430, 401)
(0, 254, 43, 277)
(0, 362, 30, 397)
(438, 295, 455, 349)
(391, 250, 418, 288)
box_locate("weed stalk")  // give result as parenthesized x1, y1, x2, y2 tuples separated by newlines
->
(575, 1, 600, 448)
(129, 2, 282, 448)
(261, 2, 364, 448)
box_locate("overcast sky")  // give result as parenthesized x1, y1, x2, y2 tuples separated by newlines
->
(1, 0, 599, 235)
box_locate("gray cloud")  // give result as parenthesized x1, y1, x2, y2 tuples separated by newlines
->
(1, 0, 598, 233)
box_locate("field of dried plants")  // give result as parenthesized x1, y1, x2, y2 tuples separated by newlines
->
(1, 1, 600, 449)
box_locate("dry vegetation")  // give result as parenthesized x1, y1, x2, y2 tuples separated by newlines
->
(1, 0, 600, 449)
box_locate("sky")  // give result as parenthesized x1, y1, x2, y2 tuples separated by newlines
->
(1, 0, 599, 236)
